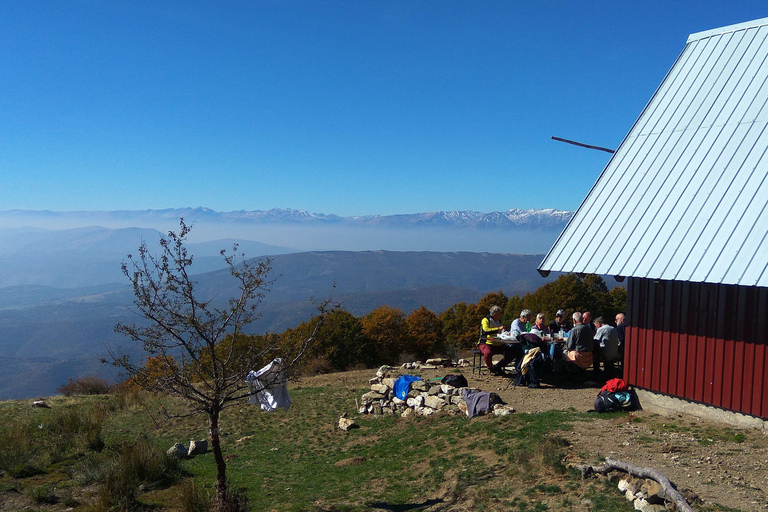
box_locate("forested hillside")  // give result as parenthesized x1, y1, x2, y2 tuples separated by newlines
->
(0, 250, 566, 400)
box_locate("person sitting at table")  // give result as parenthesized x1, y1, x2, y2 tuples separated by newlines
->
(548, 309, 572, 335)
(564, 311, 594, 370)
(510, 309, 531, 337)
(593, 316, 620, 377)
(530, 313, 551, 338)
(615, 312, 626, 357)
(478, 305, 518, 376)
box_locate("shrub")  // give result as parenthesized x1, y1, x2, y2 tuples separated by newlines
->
(174, 479, 214, 512)
(0, 422, 43, 478)
(28, 483, 58, 504)
(98, 437, 185, 511)
(46, 406, 106, 457)
(58, 375, 112, 396)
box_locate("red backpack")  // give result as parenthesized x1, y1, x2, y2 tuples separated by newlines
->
(601, 378, 628, 394)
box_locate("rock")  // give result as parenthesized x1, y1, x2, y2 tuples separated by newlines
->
(424, 395, 446, 409)
(411, 380, 428, 392)
(427, 385, 442, 396)
(419, 364, 438, 370)
(407, 396, 425, 408)
(167, 443, 188, 458)
(425, 358, 452, 367)
(382, 377, 395, 388)
(640, 479, 665, 504)
(401, 408, 414, 418)
(362, 391, 386, 401)
(376, 365, 394, 377)
(338, 417, 358, 431)
(493, 404, 516, 416)
(632, 498, 666, 512)
(32, 400, 51, 409)
(188, 439, 208, 456)
(370, 383, 389, 394)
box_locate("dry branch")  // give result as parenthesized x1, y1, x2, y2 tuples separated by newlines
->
(575, 457, 695, 512)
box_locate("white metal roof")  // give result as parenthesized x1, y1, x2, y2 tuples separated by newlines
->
(539, 17, 768, 288)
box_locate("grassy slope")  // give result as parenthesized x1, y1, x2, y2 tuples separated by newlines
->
(1, 370, 736, 512)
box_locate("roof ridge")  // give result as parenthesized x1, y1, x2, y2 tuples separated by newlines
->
(688, 16, 768, 43)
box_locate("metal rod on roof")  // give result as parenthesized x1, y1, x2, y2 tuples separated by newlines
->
(551, 136, 615, 154)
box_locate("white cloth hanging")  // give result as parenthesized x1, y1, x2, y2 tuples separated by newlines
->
(246, 358, 291, 412)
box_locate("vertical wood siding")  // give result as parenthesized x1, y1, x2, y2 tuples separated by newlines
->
(626, 277, 768, 419)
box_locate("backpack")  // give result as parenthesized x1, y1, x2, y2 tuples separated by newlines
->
(594, 389, 641, 413)
(441, 373, 468, 388)
(601, 378, 628, 393)
(514, 347, 546, 388)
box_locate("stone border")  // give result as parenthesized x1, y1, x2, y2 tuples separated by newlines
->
(636, 389, 768, 431)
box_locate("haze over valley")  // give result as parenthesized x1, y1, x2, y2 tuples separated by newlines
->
(0, 207, 571, 399)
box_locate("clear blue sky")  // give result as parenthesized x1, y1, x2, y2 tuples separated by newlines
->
(2, 1, 767, 216)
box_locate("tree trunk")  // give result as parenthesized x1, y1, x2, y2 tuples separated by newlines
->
(209, 411, 227, 509)
(575, 458, 695, 512)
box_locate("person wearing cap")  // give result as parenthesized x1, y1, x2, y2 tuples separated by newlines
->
(478, 305, 518, 376)
(548, 309, 572, 334)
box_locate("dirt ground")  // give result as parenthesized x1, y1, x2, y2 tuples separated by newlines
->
(297, 367, 768, 511)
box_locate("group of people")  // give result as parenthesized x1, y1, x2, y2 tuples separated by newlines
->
(478, 307, 627, 380)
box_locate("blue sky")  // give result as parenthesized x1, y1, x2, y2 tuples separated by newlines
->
(2, 1, 767, 217)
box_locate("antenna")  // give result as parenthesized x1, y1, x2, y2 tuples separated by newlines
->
(551, 136, 615, 154)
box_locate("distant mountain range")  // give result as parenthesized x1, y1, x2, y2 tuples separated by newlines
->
(0, 207, 573, 228)
(0, 207, 573, 253)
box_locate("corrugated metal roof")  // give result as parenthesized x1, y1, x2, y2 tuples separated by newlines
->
(539, 17, 768, 288)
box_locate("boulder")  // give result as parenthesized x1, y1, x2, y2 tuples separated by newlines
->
(370, 383, 389, 395)
(338, 417, 358, 431)
(188, 439, 208, 456)
(167, 443, 188, 458)
(424, 395, 446, 410)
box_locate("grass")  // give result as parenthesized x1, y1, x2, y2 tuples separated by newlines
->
(0, 376, 758, 512)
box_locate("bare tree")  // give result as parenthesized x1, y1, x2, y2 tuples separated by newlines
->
(110, 219, 327, 509)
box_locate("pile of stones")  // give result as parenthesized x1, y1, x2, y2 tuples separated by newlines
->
(358, 362, 515, 419)
(617, 475, 698, 512)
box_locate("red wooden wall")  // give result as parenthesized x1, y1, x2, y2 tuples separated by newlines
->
(625, 277, 768, 419)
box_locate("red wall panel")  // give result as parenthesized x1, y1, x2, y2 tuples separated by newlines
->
(626, 278, 768, 419)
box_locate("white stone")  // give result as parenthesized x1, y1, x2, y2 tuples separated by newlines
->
(618, 478, 631, 492)
(188, 439, 208, 456)
(406, 396, 424, 408)
(424, 395, 446, 410)
(493, 405, 516, 416)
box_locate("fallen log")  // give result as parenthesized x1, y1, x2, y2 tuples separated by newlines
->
(575, 457, 695, 512)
